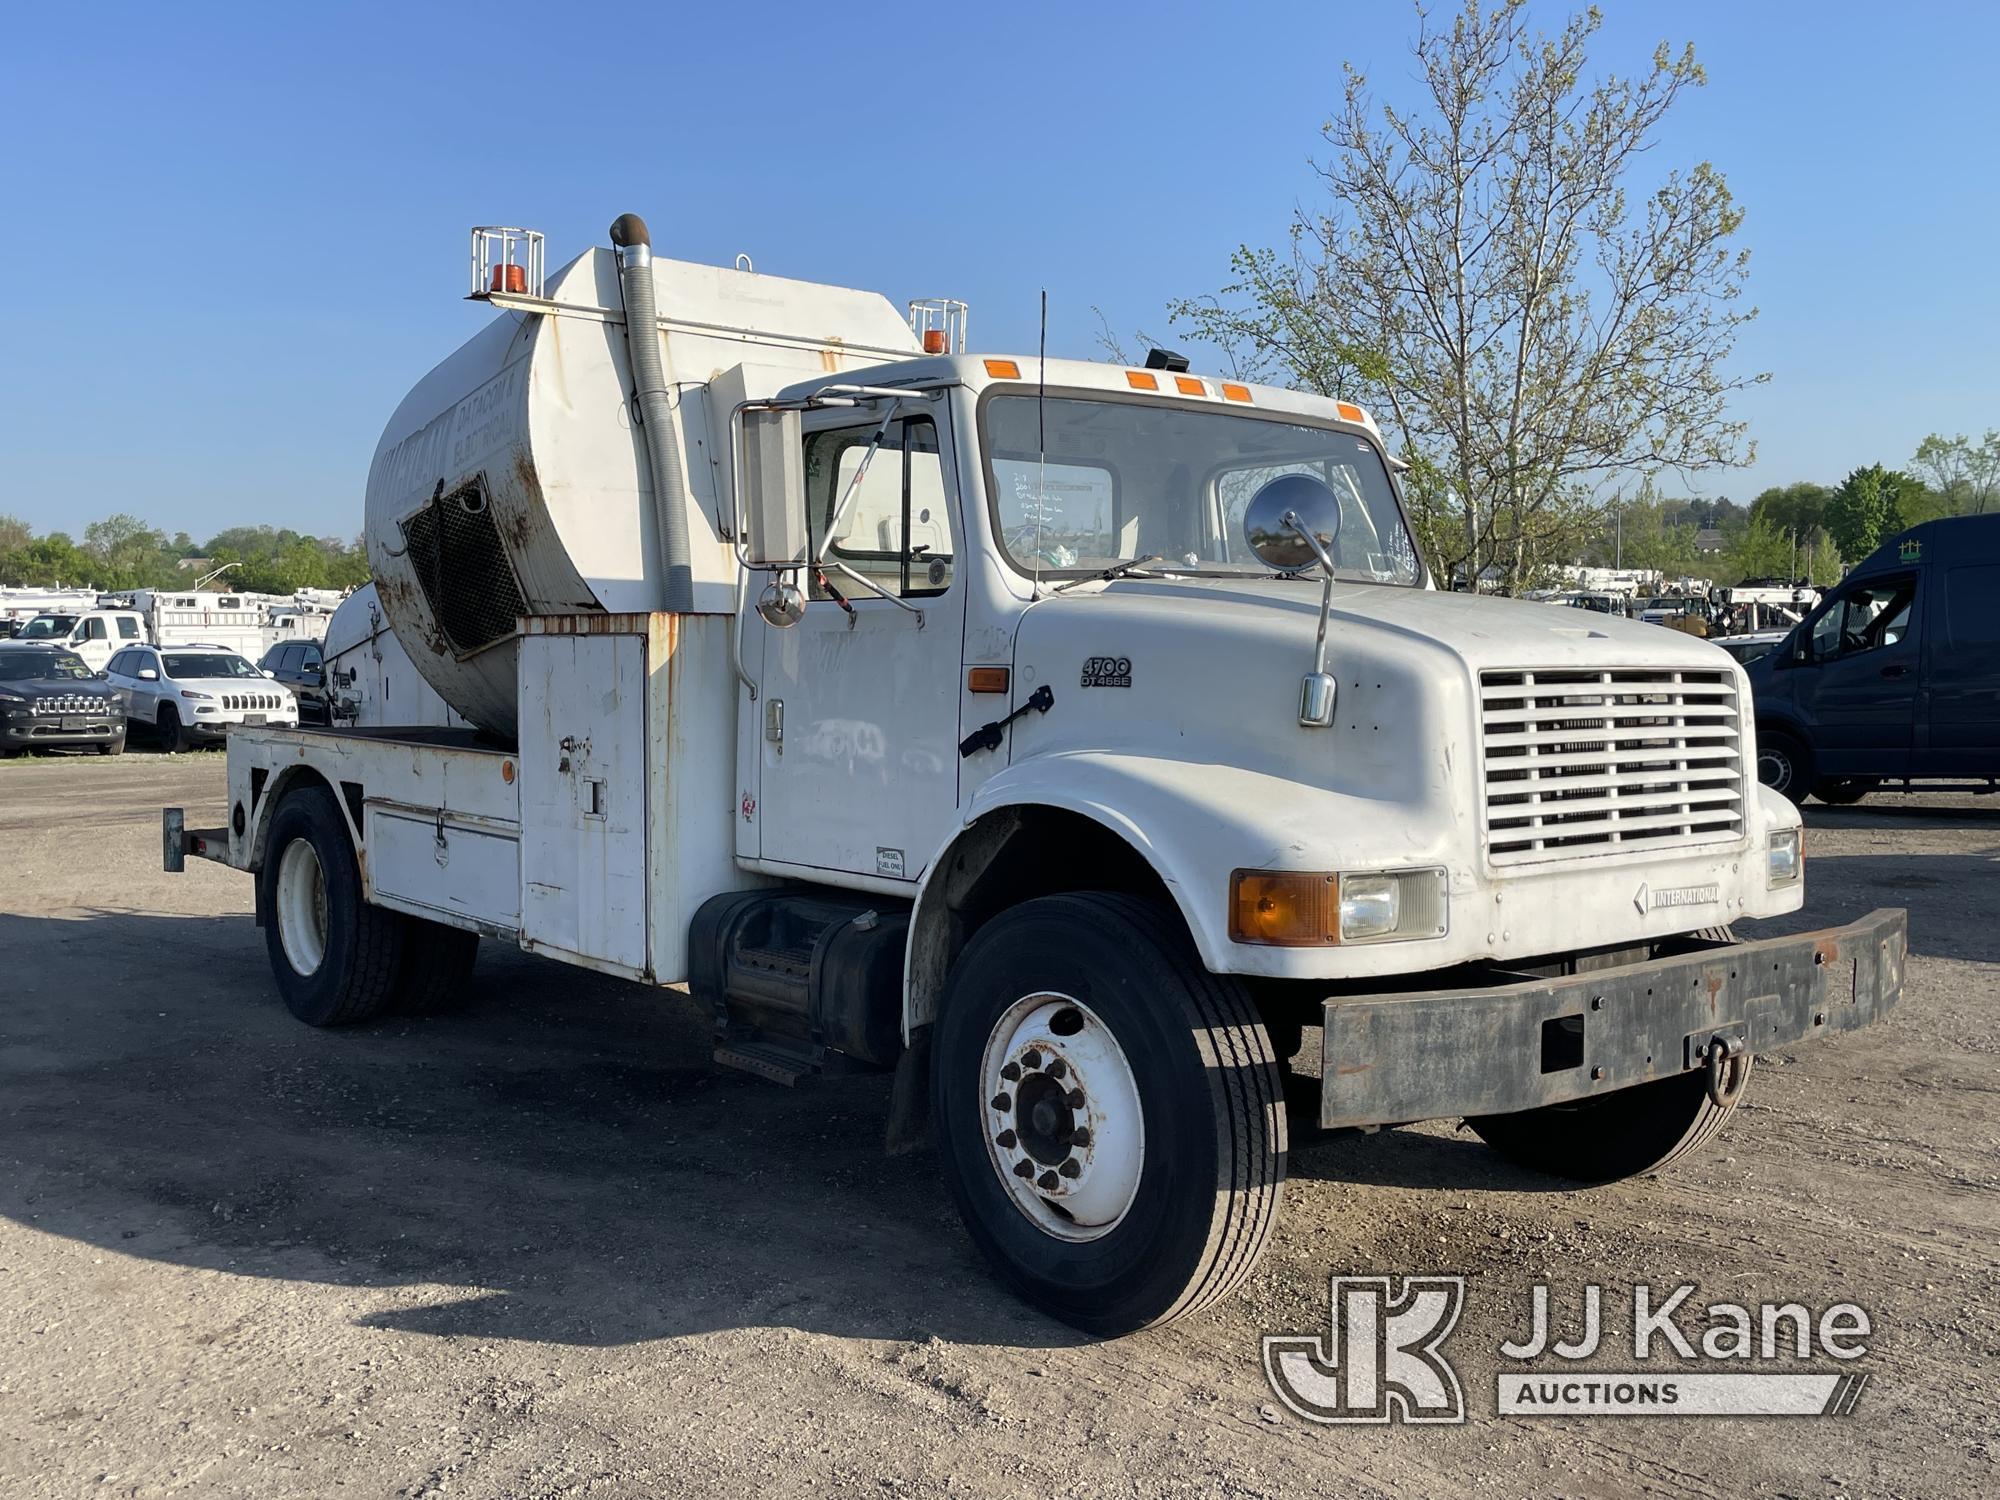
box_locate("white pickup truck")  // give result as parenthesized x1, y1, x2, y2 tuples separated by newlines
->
(163, 219, 1905, 1334)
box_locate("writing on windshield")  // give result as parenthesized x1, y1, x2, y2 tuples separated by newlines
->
(981, 394, 1420, 584)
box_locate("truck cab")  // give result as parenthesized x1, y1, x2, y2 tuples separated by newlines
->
(17, 608, 147, 671)
(1747, 514, 2000, 802)
(162, 218, 1906, 1336)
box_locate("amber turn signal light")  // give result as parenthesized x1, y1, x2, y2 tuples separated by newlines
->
(1229, 870, 1340, 947)
(967, 666, 1011, 694)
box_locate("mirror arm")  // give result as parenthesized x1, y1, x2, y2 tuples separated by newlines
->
(813, 405, 902, 568)
(824, 559, 925, 626)
(1284, 510, 1340, 728)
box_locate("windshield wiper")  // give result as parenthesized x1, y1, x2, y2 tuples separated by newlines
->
(1050, 555, 1165, 594)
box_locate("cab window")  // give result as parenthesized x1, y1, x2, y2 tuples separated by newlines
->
(116, 616, 141, 639)
(803, 416, 953, 599)
(1810, 576, 1915, 661)
(85, 617, 109, 641)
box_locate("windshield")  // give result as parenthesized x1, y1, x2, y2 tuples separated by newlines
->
(21, 615, 76, 639)
(162, 652, 261, 680)
(0, 649, 92, 681)
(980, 394, 1422, 585)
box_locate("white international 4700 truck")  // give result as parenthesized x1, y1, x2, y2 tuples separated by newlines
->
(164, 218, 1905, 1334)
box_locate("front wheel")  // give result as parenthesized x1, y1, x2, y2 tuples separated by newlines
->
(1756, 729, 1811, 808)
(1815, 778, 1875, 806)
(155, 704, 184, 755)
(932, 892, 1286, 1335)
(1468, 1055, 1752, 1184)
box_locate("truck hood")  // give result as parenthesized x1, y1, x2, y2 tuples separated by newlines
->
(1025, 574, 1731, 674)
(1004, 576, 1745, 811)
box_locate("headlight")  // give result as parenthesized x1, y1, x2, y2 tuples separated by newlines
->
(1230, 867, 1448, 946)
(1767, 827, 1802, 888)
(0, 690, 25, 705)
(180, 690, 213, 702)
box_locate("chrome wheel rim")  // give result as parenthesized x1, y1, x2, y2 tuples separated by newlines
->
(275, 838, 330, 977)
(1757, 745, 1792, 792)
(979, 993, 1144, 1242)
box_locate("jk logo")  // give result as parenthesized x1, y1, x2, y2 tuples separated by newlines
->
(1263, 1276, 1467, 1424)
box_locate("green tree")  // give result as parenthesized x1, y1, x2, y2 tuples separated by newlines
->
(1721, 510, 1794, 582)
(1168, 0, 1762, 593)
(1825, 465, 1923, 562)
(1910, 431, 1999, 516)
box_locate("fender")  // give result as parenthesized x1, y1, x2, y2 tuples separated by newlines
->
(900, 749, 1471, 1039)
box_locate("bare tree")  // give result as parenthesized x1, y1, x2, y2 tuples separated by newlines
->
(1172, 0, 1764, 591)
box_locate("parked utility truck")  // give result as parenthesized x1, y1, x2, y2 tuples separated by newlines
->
(163, 218, 1906, 1334)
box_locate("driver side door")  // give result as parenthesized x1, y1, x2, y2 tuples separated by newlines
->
(1798, 572, 1921, 776)
(749, 405, 966, 885)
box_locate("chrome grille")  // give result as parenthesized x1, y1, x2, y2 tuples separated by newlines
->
(1481, 668, 1746, 865)
(32, 694, 117, 716)
(221, 693, 281, 711)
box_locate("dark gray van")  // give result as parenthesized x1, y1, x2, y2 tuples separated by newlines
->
(1745, 514, 2000, 804)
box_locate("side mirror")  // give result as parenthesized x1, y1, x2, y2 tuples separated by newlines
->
(1242, 474, 1343, 571)
(739, 408, 808, 568)
(263, 668, 277, 679)
(138, 668, 159, 681)
(96, 670, 109, 680)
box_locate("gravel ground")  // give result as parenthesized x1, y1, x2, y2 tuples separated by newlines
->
(1, 749, 1994, 1498)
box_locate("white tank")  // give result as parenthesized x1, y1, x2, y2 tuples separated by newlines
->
(363, 242, 920, 737)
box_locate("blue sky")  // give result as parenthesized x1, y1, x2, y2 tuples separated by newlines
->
(2, 1, 1995, 541)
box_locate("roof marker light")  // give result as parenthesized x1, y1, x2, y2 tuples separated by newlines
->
(1126, 370, 1159, 391)
(1336, 401, 1367, 424)
(984, 358, 1021, 379)
(1174, 375, 1205, 396)
(1221, 382, 1252, 403)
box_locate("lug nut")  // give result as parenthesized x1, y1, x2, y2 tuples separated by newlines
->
(1022, 1049, 1042, 1070)
(1058, 1159, 1081, 1179)
(991, 1092, 1012, 1111)
(1037, 1170, 1060, 1190)
(1069, 1127, 1091, 1148)
(1067, 1088, 1085, 1108)
(995, 1129, 1017, 1149)
(1013, 1159, 1035, 1179)
(1045, 1058, 1067, 1079)
(1000, 1061, 1021, 1082)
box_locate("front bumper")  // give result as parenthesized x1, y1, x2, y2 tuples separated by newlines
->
(1318, 908, 1906, 1128)
(1, 713, 124, 746)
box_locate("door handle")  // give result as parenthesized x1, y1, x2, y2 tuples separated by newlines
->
(1880, 664, 1910, 679)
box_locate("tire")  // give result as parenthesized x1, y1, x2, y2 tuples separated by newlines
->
(258, 785, 402, 1027)
(97, 731, 126, 757)
(1468, 1054, 1752, 1185)
(1814, 778, 1875, 806)
(393, 918, 480, 1014)
(932, 892, 1286, 1335)
(155, 703, 184, 755)
(1755, 728, 1811, 807)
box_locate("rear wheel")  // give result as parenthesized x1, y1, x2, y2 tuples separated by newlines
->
(155, 703, 184, 755)
(1815, 778, 1875, 806)
(1755, 728, 1811, 807)
(393, 918, 480, 1014)
(259, 785, 401, 1026)
(1468, 1055, 1751, 1184)
(932, 892, 1286, 1334)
